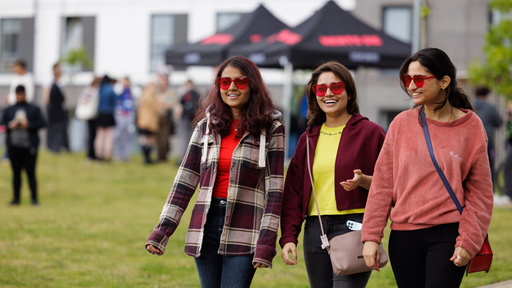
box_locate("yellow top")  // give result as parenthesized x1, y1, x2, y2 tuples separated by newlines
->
(307, 123, 365, 216)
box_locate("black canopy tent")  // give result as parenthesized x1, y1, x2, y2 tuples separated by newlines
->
(165, 4, 288, 67)
(229, 1, 411, 70)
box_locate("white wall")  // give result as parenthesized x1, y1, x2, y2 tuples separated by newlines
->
(0, 0, 354, 87)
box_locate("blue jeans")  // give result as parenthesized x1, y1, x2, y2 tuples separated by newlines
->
(303, 214, 371, 288)
(113, 113, 135, 161)
(194, 197, 256, 288)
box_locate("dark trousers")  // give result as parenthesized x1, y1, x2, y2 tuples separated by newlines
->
(389, 223, 466, 288)
(505, 146, 512, 198)
(47, 121, 69, 153)
(156, 114, 170, 161)
(303, 214, 371, 288)
(87, 118, 98, 159)
(8, 146, 39, 203)
(488, 144, 496, 190)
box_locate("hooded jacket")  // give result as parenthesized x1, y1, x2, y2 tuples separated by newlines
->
(146, 110, 285, 267)
(279, 113, 385, 248)
(1, 102, 46, 149)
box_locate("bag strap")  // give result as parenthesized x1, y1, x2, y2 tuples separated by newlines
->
(306, 135, 331, 250)
(422, 107, 488, 277)
(420, 107, 463, 214)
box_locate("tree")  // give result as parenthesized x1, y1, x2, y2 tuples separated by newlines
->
(468, 0, 512, 100)
(60, 46, 94, 85)
(60, 46, 93, 70)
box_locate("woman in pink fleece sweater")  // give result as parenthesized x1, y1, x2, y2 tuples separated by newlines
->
(361, 48, 493, 287)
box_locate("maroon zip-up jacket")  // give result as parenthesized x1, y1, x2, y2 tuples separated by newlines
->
(279, 113, 386, 248)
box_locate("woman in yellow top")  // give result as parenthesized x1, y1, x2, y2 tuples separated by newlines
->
(280, 61, 386, 287)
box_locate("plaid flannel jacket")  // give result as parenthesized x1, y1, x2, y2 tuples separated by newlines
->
(146, 111, 285, 267)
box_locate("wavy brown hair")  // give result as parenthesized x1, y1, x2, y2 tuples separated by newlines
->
(306, 61, 359, 127)
(195, 56, 278, 137)
(399, 47, 473, 119)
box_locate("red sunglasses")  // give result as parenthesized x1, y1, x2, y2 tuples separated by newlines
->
(402, 74, 437, 88)
(216, 76, 249, 90)
(312, 81, 345, 97)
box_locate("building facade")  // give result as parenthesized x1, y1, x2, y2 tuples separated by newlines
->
(0, 0, 506, 162)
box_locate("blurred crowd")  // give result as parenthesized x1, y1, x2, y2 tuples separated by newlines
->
(1, 59, 201, 165)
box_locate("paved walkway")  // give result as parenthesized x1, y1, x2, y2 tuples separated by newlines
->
(478, 280, 512, 287)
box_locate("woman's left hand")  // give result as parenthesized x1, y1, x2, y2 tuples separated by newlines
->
(340, 169, 363, 191)
(253, 262, 269, 269)
(450, 247, 472, 267)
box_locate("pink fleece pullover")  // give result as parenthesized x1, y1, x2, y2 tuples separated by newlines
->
(361, 107, 493, 257)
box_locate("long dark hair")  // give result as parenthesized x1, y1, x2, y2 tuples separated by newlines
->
(306, 61, 359, 127)
(195, 56, 277, 137)
(399, 48, 473, 115)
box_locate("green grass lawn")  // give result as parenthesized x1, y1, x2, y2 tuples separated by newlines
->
(1, 150, 511, 287)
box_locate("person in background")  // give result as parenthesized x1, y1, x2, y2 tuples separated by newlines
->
(503, 100, 512, 204)
(136, 83, 159, 164)
(288, 91, 309, 158)
(1, 85, 46, 206)
(46, 63, 69, 153)
(279, 61, 386, 288)
(76, 76, 101, 161)
(4, 59, 34, 105)
(3, 59, 35, 161)
(473, 85, 503, 195)
(178, 79, 200, 162)
(113, 76, 136, 162)
(145, 56, 285, 288)
(361, 48, 493, 287)
(155, 70, 179, 162)
(95, 75, 117, 161)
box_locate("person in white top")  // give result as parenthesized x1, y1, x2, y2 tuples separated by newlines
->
(6, 59, 35, 105)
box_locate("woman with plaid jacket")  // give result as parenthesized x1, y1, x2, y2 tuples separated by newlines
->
(145, 56, 285, 288)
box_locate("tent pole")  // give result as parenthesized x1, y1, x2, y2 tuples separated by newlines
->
(281, 57, 293, 162)
(412, 0, 421, 54)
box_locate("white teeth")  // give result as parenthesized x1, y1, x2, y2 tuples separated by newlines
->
(325, 100, 337, 104)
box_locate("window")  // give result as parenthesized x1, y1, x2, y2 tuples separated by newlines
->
(216, 13, 243, 32)
(60, 16, 96, 72)
(149, 14, 187, 72)
(0, 18, 34, 73)
(491, 8, 512, 24)
(382, 6, 412, 43)
(216, 12, 251, 32)
(0, 19, 21, 73)
(380, 109, 403, 131)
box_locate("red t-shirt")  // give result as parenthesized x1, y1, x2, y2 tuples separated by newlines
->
(213, 120, 241, 198)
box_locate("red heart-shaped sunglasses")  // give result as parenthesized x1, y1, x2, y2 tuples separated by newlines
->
(401, 74, 437, 88)
(312, 81, 345, 97)
(216, 76, 250, 90)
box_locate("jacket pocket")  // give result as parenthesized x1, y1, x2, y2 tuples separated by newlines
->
(199, 156, 215, 187)
(238, 160, 264, 190)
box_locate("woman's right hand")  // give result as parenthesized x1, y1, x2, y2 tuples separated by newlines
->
(146, 244, 163, 256)
(362, 241, 381, 271)
(281, 242, 298, 265)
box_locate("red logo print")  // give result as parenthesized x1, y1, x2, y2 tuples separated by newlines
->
(267, 29, 302, 45)
(201, 34, 234, 45)
(318, 34, 383, 47)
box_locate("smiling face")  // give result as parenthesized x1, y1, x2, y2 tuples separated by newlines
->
(315, 71, 350, 121)
(406, 61, 446, 106)
(219, 65, 251, 119)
